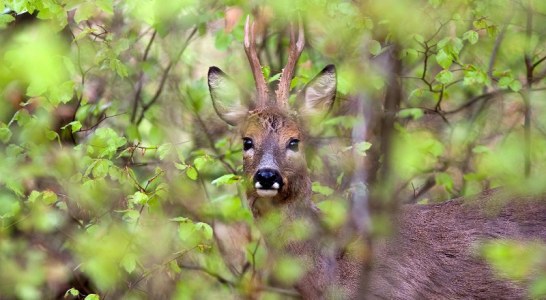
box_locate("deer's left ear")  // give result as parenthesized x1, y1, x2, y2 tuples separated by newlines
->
(297, 65, 336, 116)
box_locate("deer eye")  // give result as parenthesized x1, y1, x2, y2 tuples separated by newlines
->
(287, 139, 299, 152)
(242, 138, 254, 151)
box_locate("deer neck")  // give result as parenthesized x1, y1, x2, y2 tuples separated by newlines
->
(247, 175, 325, 255)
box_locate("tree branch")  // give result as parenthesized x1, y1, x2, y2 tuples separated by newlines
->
(135, 27, 198, 125)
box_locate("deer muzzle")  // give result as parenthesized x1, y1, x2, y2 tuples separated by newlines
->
(253, 168, 283, 197)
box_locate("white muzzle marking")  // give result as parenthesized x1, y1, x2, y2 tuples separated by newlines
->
(256, 189, 278, 197)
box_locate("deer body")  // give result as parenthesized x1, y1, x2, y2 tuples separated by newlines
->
(367, 189, 546, 299)
(208, 16, 546, 299)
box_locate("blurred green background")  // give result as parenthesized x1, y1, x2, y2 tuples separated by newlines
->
(1, 0, 546, 299)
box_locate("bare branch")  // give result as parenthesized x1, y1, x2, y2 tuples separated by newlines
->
(135, 27, 198, 125)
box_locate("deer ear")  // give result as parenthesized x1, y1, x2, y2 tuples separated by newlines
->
(208, 66, 247, 126)
(297, 65, 336, 116)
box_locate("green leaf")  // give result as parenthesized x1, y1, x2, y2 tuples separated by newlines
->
(6, 180, 24, 197)
(481, 240, 545, 280)
(486, 25, 498, 37)
(62, 121, 83, 133)
(110, 59, 128, 78)
(84, 294, 100, 300)
(409, 88, 425, 100)
(42, 191, 58, 205)
(398, 108, 424, 120)
(96, 0, 114, 14)
(92, 159, 111, 178)
(170, 216, 190, 223)
(157, 143, 172, 160)
(354, 141, 372, 156)
(65, 288, 80, 297)
(121, 253, 137, 274)
(413, 34, 425, 44)
(211, 174, 240, 186)
(435, 172, 454, 192)
(509, 80, 522, 92)
(46, 130, 59, 141)
(262, 66, 271, 79)
(273, 257, 304, 285)
(463, 66, 489, 86)
(463, 30, 479, 45)
(214, 30, 232, 50)
(267, 72, 281, 83)
(49, 80, 74, 104)
(316, 200, 347, 229)
(174, 163, 187, 171)
(0, 14, 15, 29)
(472, 145, 491, 154)
(193, 156, 210, 171)
(154, 182, 169, 201)
(186, 166, 198, 180)
(435, 70, 453, 84)
(436, 49, 452, 69)
(195, 222, 213, 240)
(75, 2, 96, 24)
(369, 40, 382, 55)
(0, 123, 12, 143)
(473, 19, 488, 30)
(28, 191, 42, 203)
(531, 275, 546, 298)
(177, 220, 195, 241)
(87, 128, 127, 158)
(498, 76, 521, 92)
(130, 192, 149, 205)
(122, 210, 140, 223)
(312, 182, 334, 196)
(498, 76, 513, 88)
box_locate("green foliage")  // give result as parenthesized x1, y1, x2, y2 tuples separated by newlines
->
(481, 239, 546, 297)
(1, 0, 546, 298)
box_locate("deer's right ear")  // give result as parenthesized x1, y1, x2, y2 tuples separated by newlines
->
(208, 66, 247, 126)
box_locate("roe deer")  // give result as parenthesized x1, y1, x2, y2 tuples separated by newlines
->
(208, 16, 546, 299)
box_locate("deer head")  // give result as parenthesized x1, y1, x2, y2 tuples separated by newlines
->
(208, 16, 337, 214)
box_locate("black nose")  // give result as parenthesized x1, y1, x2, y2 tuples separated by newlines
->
(254, 168, 283, 190)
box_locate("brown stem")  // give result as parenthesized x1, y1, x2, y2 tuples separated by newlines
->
(135, 27, 198, 125)
(131, 30, 157, 123)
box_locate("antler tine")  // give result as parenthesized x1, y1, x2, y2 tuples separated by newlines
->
(275, 19, 305, 107)
(244, 15, 269, 106)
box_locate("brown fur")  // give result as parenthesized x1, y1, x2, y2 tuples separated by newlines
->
(208, 62, 546, 299)
(368, 188, 546, 299)
(238, 108, 546, 299)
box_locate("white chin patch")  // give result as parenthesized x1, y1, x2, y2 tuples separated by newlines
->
(256, 189, 278, 198)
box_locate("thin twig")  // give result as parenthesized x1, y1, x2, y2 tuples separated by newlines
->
(131, 30, 157, 123)
(135, 27, 198, 125)
(76, 112, 127, 132)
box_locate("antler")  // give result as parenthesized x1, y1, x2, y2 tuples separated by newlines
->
(244, 15, 269, 106)
(275, 20, 305, 107)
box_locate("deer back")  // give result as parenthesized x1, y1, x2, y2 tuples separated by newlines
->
(367, 188, 546, 299)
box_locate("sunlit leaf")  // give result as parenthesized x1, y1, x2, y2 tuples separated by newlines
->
(463, 30, 479, 44)
(75, 2, 96, 24)
(211, 174, 240, 186)
(186, 166, 198, 180)
(0, 123, 12, 143)
(369, 39, 382, 55)
(312, 182, 334, 196)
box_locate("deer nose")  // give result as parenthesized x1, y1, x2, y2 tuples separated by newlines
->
(254, 168, 283, 190)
